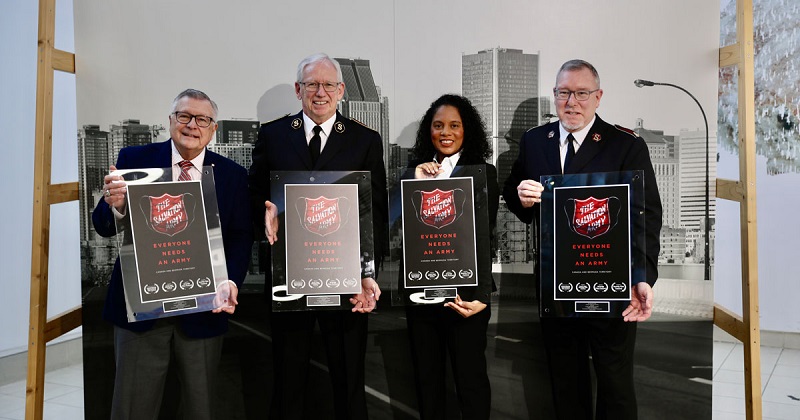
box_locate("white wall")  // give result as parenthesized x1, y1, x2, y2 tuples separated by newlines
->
(0, 0, 81, 358)
(714, 0, 800, 334)
(715, 152, 800, 333)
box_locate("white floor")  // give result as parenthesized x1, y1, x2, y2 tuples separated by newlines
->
(0, 343, 797, 419)
(0, 363, 83, 420)
(713, 342, 800, 420)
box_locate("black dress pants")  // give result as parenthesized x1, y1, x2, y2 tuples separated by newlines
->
(406, 304, 491, 420)
(541, 317, 638, 420)
(270, 310, 369, 420)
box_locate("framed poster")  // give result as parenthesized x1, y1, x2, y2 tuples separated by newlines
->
(401, 177, 478, 296)
(113, 166, 232, 322)
(284, 183, 362, 296)
(389, 165, 492, 306)
(539, 171, 646, 318)
(269, 171, 374, 311)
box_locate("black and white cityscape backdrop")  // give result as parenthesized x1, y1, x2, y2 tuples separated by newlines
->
(61, 0, 800, 417)
(73, 0, 722, 300)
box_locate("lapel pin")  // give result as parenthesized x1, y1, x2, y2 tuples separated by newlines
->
(592, 133, 601, 142)
(334, 121, 345, 133)
(291, 118, 302, 129)
(547, 131, 555, 138)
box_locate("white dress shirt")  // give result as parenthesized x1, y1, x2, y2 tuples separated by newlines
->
(433, 151, 463, 179)
(302, 113, 336, 152)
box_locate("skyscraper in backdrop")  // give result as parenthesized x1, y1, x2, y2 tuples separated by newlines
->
(334, 57, 390, 145)
(211, 119, 260, 171)
(208, 119, 262, 277)
(78, 125, 110, 243)
(78, 120, 163, 281)
(462, 47, 541, 264)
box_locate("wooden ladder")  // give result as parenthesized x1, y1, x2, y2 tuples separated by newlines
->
(715, 0, 762, 419)
(26, 0, 81, 419)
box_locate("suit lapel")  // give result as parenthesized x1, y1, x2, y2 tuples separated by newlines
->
(201, 149, 220, 174)
(288, 112, 314, 170)
(156, 140, 174, 168)
(543, 122, 562, 175)
(201, 151, 215, 167)
(156, 138, 174, 180)
(450, 155, 481, 178)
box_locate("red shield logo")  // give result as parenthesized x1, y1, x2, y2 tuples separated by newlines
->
(302, 196, 341, 236)
(571, 197, 611, 239)
(148, 194, 189, 236)
(419, 189, 457, 229)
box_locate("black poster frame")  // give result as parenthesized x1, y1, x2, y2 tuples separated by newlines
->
(113, 166, 232, 322)
(539, 170, 646, 318)
(389, 164, 493, 306)
(269, 170, 374, 311)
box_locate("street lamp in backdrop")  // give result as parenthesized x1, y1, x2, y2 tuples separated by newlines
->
(633, 79, 711, 281)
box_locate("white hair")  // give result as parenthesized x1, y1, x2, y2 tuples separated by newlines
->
(296, 53, 343, 83)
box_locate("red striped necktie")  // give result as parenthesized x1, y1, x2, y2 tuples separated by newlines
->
(178, 160, 194, 181)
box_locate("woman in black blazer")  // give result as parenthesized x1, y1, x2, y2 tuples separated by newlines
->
(405, 94, 499, 420)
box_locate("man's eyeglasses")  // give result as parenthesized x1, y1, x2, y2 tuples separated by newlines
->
(300, 81, 340, 93)
(173, 112, 214, 128)
(553, 89, 600, 101)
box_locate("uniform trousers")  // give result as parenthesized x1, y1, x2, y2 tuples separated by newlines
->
(111, 319, 223, 420)
(541, 317, 638, 420)
(406, 304, 492, 420)
(270, 310, 369, 420)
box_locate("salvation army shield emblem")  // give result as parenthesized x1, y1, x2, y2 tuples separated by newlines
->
(570, 196, 612, 239)
(300, 196, 342, 236)
(147, 193, 190, 236)
(418, 189, 458, 229)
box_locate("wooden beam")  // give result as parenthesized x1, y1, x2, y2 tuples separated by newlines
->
(47, 182, 79, 204)
(736, 0, 762, 419)
(52, 49, 75, 74)
(719, 43, 740, 68)
(714, 304, 746, 342)
(43, 307, 82, 343)
(27, 0, 57, 417)
(713, 1, 761, 419)
(716, 178, 745, 202)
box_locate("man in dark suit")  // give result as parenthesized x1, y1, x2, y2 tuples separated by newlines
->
(503, 60, 662, 420)
(248, 53, 388, 420)
(92, 89, 253, 420)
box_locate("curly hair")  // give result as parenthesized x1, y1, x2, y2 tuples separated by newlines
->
(411, 94, 491, 163)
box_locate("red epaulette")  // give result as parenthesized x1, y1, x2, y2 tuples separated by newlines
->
(614, 124, 639, 138)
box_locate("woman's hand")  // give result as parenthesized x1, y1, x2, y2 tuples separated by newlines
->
(415, 162, 443, 179)
(444, 294, 487, 318)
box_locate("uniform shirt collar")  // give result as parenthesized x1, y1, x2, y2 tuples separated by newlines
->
(302, 113, 336, 142)
(559, 115, 596, 150)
